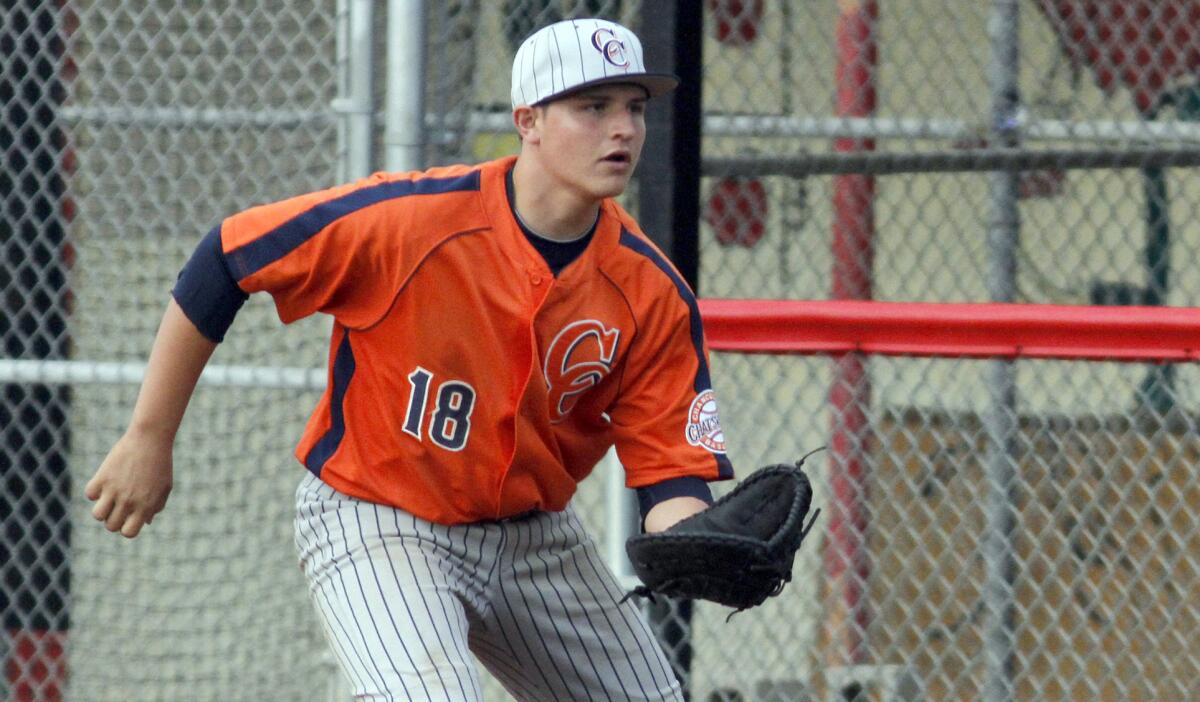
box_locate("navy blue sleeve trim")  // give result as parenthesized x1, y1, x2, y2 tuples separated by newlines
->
(618, 228, 735, 479)
(618, 229, 710, 391)
(225, 171, 482, 280)
(172, 226, 249, 343)
(636, 476, 715, 520)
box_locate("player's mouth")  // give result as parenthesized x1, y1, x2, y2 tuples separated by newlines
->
(600, 151, 632, 166)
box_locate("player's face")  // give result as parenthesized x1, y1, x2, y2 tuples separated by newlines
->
(536, 84, 648, 200)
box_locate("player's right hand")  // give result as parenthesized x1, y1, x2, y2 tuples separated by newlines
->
(85, 430, 174, 539)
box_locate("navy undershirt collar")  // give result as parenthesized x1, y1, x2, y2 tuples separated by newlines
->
(505, 167, 595, 276)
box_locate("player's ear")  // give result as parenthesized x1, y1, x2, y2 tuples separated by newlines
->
(513, 105, 541, 144)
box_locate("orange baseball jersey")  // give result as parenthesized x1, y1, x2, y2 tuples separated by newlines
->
(220, 155, 733, 524)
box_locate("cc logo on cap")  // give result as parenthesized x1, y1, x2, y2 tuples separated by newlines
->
(591, 28, 630, 68)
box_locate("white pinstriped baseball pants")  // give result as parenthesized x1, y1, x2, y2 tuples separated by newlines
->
(294, 472, 684, 702)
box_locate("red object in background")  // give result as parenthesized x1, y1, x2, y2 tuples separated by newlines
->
(1036, 0, 1200, 114)
(953, 135, 1067, 199)
(707, 0, 765, 46)
(831, 0, 878, 668)
(697, 298, 1200, 360)
(704, 177, 769, 247)
(5, 630, 66, 701)
(1018, 168, 1066, 199)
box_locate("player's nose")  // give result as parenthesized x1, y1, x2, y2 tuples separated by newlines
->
(609, 108, 640, 140)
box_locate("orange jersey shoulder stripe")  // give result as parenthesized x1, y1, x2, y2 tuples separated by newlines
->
(219, 164, 487, 327)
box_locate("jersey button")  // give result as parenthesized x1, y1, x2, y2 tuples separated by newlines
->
(530, 273, 544, 285)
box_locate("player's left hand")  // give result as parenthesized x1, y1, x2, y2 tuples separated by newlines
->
(623, 454, 821, 614)
(643, 495, 710, 533)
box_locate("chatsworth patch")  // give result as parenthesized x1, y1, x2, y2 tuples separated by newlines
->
(685, 389, 726, 454)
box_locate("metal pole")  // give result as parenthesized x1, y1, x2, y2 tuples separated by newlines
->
(637, 4, 704, 695)
(1137, 90, 1183, 415)
(637, 2, 704, 286)
(826, 0, 877, 672)
(385, 0, 427, 171)
(411, 109, 1200, 144)
(604, 448, 640, 592)
(702, 146, 1200, 177)
(983, 1, 1020, 699)
(333, 0, 375, 181)
(1139, 164, 1176, 413)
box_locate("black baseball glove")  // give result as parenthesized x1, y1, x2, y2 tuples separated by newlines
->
(623, 453, 821, 615)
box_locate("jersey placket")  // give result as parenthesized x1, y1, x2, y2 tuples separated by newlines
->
(491, 258, 556, 516)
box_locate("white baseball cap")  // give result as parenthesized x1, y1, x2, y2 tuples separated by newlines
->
(511, 18, 679, 109)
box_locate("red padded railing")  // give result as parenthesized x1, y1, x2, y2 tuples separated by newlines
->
(699, 299, 1200, 361)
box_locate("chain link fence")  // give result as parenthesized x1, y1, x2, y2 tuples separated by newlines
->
(692, 1, 1200, 700)
(707, 348, 1200, 702)
(4, 1, 338, 699)
(3, 0, 1200, 700)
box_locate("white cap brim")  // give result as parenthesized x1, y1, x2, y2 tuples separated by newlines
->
(531, 72, 679, 105)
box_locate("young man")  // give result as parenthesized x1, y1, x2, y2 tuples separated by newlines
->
(86, 17, 733, 701)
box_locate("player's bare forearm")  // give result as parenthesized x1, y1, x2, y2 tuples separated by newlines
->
(643, 495, 709, 533)
(85, 298, 218, 538)
(125, 298, 218, 440)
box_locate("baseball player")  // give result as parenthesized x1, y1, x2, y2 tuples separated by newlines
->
(86, 17, 734, 701)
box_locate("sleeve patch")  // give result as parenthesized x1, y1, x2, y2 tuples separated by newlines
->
(685, 389, 726, 454)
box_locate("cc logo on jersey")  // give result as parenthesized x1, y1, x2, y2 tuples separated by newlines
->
(544, 319, 620, 422)
(591, 28, 630, 68)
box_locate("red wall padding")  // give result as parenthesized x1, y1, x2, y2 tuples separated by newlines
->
(699, 299, 1200, 361)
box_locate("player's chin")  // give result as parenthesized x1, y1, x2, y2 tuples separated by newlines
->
(589, 173, 633, 199)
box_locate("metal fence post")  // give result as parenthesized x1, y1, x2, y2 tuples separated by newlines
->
(334, 0, 376, 180)
(636, 2, 704, 695)
(385, 0, 427, 172)
(984, 1, 1021, 699)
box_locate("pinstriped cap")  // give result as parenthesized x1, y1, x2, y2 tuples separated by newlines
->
(511, 18, 679, 109)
